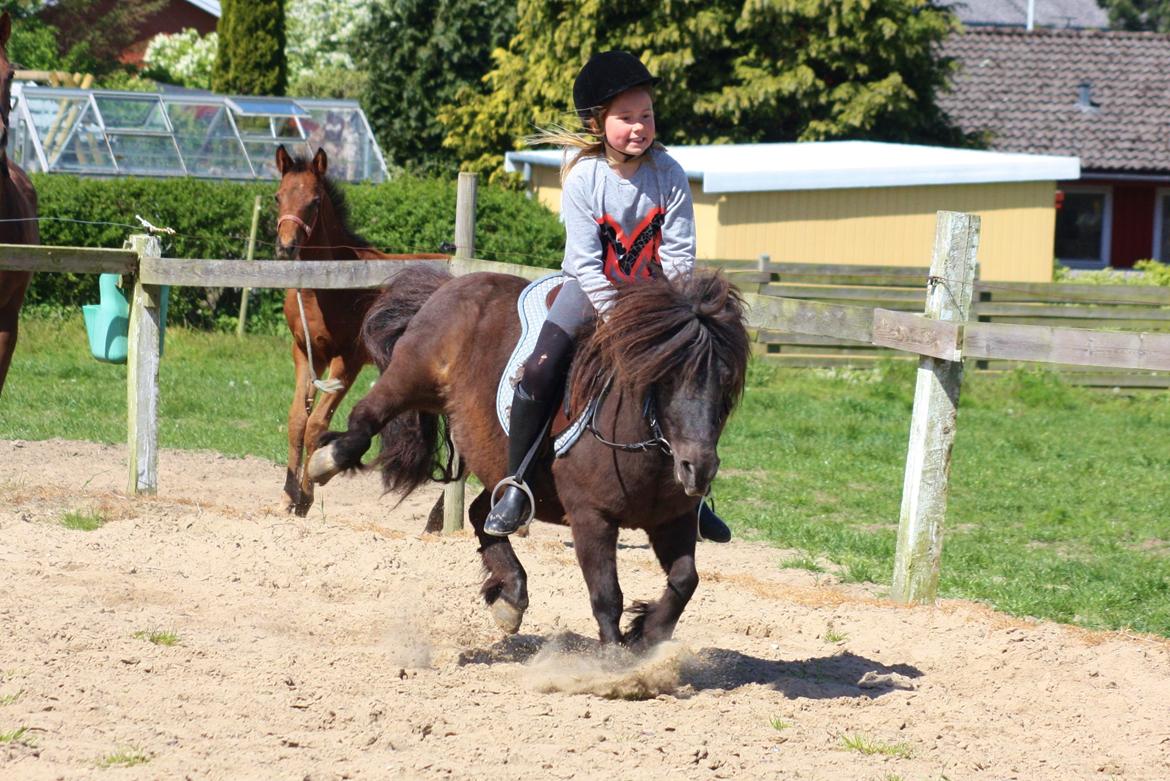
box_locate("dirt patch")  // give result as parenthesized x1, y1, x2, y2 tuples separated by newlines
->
(2, 438, 1169, 779)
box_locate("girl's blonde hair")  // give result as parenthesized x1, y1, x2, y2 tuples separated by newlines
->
(524, 87, 663, 183)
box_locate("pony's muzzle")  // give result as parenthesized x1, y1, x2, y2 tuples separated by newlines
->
(675, 450, 719, 497)
(274, 241, 297, 260)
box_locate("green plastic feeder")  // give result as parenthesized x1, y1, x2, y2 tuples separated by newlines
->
(82, 274, 169, 364)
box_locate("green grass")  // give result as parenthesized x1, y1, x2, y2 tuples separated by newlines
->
(133, 629, 180, 646)
(60, 509, 106, 531)
(0, 690, 23, 705)
(4, 314, 1170, 636)
(769, 717, 792, 731)
(0, 726, 30, 745)
(823, 624, 848, 644)
(839, 733, 913, 759)
(97, 748, 150, 768)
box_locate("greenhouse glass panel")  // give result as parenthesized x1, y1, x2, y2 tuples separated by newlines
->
(20, 92, 116, 173)
(162, 101, 253, 178)
(9, 85, 388, 182)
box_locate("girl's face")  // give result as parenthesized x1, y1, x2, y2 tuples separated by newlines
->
(602, 88, 655, 157)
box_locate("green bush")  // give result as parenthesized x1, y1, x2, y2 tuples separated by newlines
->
(25, 173, 564, 333)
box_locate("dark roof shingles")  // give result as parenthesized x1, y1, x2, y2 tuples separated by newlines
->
(939, 28, 1170, 172)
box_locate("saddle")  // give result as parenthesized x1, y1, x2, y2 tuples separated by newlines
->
(496, 273, 590, 457)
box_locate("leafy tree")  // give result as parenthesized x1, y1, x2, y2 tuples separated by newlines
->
(1099, 0, 1170, 31)
(441, 0, 972, 176)
(358, 0, 516, 174)
(213, 0, 286, 95)
(285, 0, 371, 97)
(143, 28, 217, 90)
(1, 0, 165, 75)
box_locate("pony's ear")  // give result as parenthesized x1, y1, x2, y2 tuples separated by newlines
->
(275, 144, 292, 175)
(0, 12, 11, 49)
(312, 147, 328, 177)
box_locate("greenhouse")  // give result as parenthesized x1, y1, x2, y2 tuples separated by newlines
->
(6, 85, 389, 183)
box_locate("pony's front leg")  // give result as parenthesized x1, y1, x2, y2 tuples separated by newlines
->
(284, 342, 317, 513)
(569, 510, 623, 644)
(297, 352, 360, 515)
(308, 367, 403, 484)
(624, 510, 699, 649)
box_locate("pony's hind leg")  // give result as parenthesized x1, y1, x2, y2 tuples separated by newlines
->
(308, 356, 422, 485)
(468, 489, 529, 633)
(623, 511, 699, 650)
(569, 509, 623, 645)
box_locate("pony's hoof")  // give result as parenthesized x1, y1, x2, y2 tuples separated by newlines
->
(490, 599, 525, 634)
(307, 446, 340, 485)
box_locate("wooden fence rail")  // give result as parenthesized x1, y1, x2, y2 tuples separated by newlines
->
(6, 208, 1167, 605)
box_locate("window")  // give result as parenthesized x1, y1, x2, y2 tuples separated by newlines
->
(1055, 188, 1111, 268)
(1153, 189, 1170, 262)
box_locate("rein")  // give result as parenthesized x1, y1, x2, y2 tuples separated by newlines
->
(281, 205, 343, 395)
(585, 375, 673, 456)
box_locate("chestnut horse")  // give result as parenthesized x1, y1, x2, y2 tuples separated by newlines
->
(309, 266, 749, 648)
(273, 145, 447, 517)
(0, 11, 40, 398)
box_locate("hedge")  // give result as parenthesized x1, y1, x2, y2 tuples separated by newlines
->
(24, 173, 564, 332)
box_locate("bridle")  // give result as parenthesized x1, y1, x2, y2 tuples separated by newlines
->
(584, 375, 673, 456)
(277, 210, 317, 242)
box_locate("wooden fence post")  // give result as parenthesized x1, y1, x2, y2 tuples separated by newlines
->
(127, 233, 164, 495)
(443, 172, 477, 533)
(891, 211, 980, 604)
(236, 195, 262, 338)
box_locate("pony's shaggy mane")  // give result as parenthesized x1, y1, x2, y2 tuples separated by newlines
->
(567, 271, 750, 417)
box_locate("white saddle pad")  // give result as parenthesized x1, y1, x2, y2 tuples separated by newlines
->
(496, 273, 589, 457)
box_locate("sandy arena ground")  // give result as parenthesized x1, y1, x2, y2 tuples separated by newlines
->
(1, 438, 1168, 780)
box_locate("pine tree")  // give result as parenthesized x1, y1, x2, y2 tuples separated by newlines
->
(1100, 0, 1170, 31)
(440, 0, 972, 176)
(357, 0, 516, 174)
(212, 0, 287, 96)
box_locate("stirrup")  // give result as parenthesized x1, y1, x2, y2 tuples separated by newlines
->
(486, 475, 536, 534)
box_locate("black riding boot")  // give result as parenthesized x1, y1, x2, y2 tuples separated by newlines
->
(698, 500, 732, 543)
(484, 384, 554, 536)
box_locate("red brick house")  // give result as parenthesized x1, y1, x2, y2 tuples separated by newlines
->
(939, 28, 1170, 271)
(41, 0, 220, 66)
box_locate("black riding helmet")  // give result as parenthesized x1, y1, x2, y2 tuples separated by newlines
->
(573, 50, 659, 121)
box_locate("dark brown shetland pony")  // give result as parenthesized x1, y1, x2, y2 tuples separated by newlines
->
(309, 267, 749, 648)
(0, 11, 40, 398)
(272, 145, 447, 517)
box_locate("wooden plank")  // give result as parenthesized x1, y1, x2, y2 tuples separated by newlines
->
(698, 258, 759, 271)
(756, 330, 872, 347)
(448, 256, 547, 281)
(126, 235, 163, 495)
(741, 291, 875, 343)
(976, 281, 1170, 305)
(892, 211, 979, 606)
(0, 243, 138, 274)
(761, 283, 927, 305)
(974, 302, 1170, 321)
(139, 257, 451, 289)
(766, 261, 930, 281)
(974, 316, 1170, 331)
(964, 321, 1170, 371)
(872, 308, 962, 361)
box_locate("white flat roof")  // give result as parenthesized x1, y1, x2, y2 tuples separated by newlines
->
(504, 140, 1081, 193)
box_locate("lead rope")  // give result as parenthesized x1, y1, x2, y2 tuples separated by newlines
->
(280, 211, 343, 395)
(295, 289, 344, 394)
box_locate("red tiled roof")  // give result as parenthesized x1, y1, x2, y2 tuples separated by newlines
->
(939, 28, 1170, 173)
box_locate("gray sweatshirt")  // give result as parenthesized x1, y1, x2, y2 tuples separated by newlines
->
(560, 148, 696, 314)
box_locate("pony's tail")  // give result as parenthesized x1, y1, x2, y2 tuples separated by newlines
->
(359, 263, 454, 500)
(361, 264, 453, 370)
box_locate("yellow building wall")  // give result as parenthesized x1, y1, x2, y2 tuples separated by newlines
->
(527, 169, 1055, 282)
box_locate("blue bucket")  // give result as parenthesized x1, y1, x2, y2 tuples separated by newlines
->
(82, 274, 169, 364)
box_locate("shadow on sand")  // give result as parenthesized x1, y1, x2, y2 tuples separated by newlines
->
(457, 633, 921, 701)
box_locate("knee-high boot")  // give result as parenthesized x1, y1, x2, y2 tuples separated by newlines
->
(484, 384, 554, 536)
